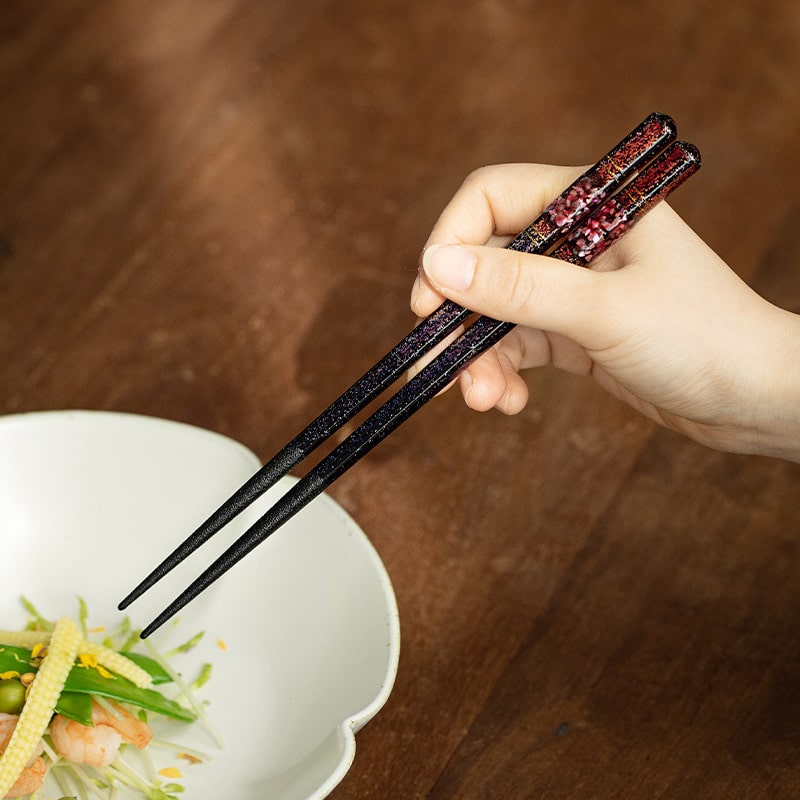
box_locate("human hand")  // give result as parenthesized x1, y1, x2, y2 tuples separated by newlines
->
(411, 164, 800, 462)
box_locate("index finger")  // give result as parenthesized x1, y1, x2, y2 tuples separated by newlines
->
(426, 163, 586, 248)
(412, 163, 585, 316)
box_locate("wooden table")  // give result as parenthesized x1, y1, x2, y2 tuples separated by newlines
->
(3, 2, 800, 797)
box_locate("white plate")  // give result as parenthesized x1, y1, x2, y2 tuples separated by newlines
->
(0, 410, 400, 800)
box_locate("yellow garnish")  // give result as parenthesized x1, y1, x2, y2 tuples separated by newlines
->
(0, 617, 81, 798)
(78, 641, 152, 689)
(158, 767, 183, 779)
(78, 652, 98, 668)
(77, 652, 114, 680)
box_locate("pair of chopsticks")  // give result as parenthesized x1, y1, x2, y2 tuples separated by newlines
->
(121, 113, 701, 637)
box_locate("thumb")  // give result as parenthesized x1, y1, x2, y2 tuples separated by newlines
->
(421, 243, 609, 346)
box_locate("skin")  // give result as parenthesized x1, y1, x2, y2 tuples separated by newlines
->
(411, 164, 800, 463)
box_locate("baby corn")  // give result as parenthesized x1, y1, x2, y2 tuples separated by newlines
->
(0, 617, 81, 798)
(0, 630, 49, 650)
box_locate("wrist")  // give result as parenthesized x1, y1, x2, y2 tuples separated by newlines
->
(752, 306, 800, 462)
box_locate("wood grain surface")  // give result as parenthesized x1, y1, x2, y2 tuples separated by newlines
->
(2, 2, 800, 798)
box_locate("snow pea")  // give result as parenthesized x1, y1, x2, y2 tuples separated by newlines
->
(119, 651, 173, 685)
(55, 691, 93, 725)
(0, 644, 195, 723)
(0, 645, 36, 674)
(62, 663, 195, 722)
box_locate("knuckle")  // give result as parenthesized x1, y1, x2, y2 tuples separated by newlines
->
(462, 165, 494, 187)
(461, 165, 505, 205)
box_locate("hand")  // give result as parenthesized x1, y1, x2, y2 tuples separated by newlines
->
(411, 164, 800, 462)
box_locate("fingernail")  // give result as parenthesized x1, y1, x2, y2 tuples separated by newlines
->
(423, 244, 476, 291)
(411, 272, 424, 310)
(459, 369, 474, 402)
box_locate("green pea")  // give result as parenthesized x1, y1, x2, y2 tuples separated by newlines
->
(0, 678, 26, 714)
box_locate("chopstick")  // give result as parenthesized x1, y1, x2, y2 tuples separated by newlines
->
(122, 123, 700, 638)
(119, 113, 676, 617)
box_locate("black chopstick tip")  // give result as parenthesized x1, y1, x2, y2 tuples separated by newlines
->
(139, 608, 174, 639)
(118, 587, 142, 611)
(139, 621, 157, 639)
(119, 558, 183, 612)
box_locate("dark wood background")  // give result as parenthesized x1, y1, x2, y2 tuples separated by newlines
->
(2, 2, 800, 797)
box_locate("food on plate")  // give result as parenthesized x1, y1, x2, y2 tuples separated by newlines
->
(0, 599, 219, 800)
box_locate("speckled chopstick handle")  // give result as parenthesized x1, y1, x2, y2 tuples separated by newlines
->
(508, 111, 677, 254)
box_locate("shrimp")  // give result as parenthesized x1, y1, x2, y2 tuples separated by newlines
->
(50, 700, 152, 768)
(91, 700, 152, 750)
(0, 712, 46, 798)
(3, 757, 46, 799)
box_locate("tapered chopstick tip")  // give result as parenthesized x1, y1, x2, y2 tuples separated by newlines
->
(118, 578, 154, 611)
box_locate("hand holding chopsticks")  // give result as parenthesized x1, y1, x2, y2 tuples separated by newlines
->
(120, 114, 701, 637)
